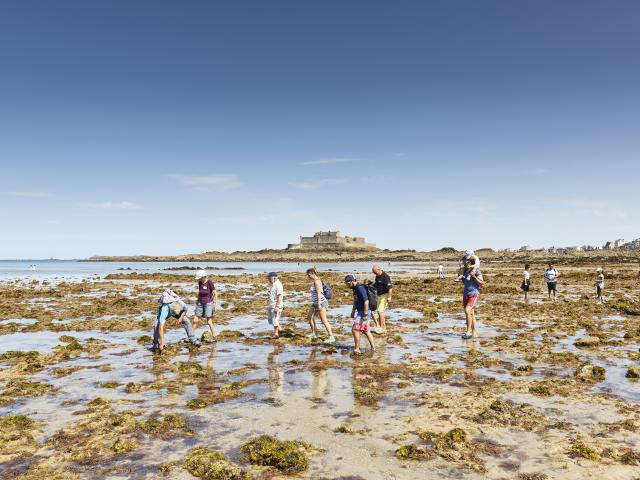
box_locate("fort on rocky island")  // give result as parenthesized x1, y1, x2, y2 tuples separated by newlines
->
(287, 231, 376, 251)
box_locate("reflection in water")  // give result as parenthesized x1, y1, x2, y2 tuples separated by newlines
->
(268, 344, 283, 394)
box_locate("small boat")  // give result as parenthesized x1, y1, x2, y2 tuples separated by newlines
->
(28, 264, 37, 271)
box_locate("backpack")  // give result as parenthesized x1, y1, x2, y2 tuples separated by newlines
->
(362, 283, 378, 311)
(322, 282, 333, 300)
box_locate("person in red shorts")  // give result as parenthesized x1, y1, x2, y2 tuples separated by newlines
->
(460, 257, 484, 339)
(344, 274, 376, 354)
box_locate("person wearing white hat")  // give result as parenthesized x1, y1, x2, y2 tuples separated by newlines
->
(193, 269, 218, 340)
(595, 268, 605, 304)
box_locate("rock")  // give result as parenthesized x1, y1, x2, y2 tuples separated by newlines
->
(574, 336, 601, 347)
(575, 363, 606, 381)
(625, 367, 640, 379)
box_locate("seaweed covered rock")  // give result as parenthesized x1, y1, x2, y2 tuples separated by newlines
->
(475, 399, 547, 431)
(141, 413, 192, 439)
(240, 434, 310, 473)
(395, 444, 437, 461)
(184, 447, 248, 480)
(568, 441, 600, 461)
(575, 363, 606, 381)
(574, 336, 600, 348)
(625, 367, 640, 379)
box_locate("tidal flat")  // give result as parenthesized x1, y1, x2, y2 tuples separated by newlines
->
(1, 263, 639, 479)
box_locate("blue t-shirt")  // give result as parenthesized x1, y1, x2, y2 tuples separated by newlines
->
(156, 300, 187, 323)
(462, 268, 482, 296)
(353, 284, 369, 315)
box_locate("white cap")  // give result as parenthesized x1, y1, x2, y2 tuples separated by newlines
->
(465, 250, 475, 257)
(596, 268, 603, 272)
(195, 269, 208, 279)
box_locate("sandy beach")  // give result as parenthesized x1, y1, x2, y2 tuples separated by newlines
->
(1, 258, 639, 479)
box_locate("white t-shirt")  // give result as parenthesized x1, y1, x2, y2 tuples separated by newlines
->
(523, 270, 530, 282)
(544, 268, 558, 282)
(269, 279, 284, 308)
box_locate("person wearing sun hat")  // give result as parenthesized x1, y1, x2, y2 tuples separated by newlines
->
(193, 269, 217, 341)
(267, 272, 284, 338)
(595, 268, 605, 304)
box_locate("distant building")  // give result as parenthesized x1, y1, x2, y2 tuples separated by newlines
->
(548, 246, 557, 254)
(519, 245, 534, 252)
(604, 239, 625, 249)
(287, 231, 376, 251)
(622, 238, 640, 249)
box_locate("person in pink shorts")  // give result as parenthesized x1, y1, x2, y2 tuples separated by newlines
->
(344, 274, 376, 354)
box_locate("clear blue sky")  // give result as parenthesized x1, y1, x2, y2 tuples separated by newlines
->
(1, 0, 638, 258)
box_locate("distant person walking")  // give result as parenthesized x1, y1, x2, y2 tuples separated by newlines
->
(521, 264, 531, 302)
(306, 268, 335, 343)
(544, 263, 559, 300)
(267, 272, 284, 338)
(595, 268, 605, 304)
(459, 257, 484, 339)
(152, 289, 199, 353)
(371, 265, 393, 334)
(437, 264, 445, 279)
(345, 274, 376, 353)
(193, 270, 217, 341)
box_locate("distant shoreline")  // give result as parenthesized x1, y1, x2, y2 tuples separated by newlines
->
(81, 248, 640, 265)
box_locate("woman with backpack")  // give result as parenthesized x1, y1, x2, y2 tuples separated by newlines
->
(306, 267, 336, 343)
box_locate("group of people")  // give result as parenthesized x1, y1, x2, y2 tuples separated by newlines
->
(150, 252, 611, 354)
(151, 265, 395, 354)
(521, 262, 607, 304)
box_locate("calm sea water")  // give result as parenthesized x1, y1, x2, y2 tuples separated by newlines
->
(0, 260, 438, 281)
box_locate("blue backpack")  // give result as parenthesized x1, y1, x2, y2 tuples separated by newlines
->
(322, 282, 333, 300)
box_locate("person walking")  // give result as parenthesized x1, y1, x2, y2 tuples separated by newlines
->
(152, 288, 199, 353)
(344, 274, 376, 353)
(306, 267, 335, 343)
(371, 265, 393, 334)
(521, 264, 531, 302)
(544, 263, 560, 300)
(193, 269, 217, 341)
(460, 258, 484, 339)
(437, 264, 445, 279)
(267, 272, 284, 338)
(595, 268, 605, 304)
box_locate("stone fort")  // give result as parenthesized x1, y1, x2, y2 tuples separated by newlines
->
(287, 231, 376, 251)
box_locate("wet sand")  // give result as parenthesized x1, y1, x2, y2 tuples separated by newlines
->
(1, 263, 639, 479)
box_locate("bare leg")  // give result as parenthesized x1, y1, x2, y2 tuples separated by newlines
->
(318, 308, 333, 337)
(364, 330, 376, 351)
(378, 310, 387, 332)
(159, 322, 166, 351)
(207, 319, 216, 337)
(308, 307, 317, 334)
(352, 327, 361, 352)
(464, 306, 473, 336)
(470, 309, 478, 337)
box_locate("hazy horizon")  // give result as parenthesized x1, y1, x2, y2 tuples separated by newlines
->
(2, 1, 639, 258)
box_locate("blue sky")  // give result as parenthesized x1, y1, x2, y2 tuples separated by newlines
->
(1, 0, 639, 258)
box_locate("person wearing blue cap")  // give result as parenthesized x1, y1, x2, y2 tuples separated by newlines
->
(344, 274, 376, 354)
(267, 272, 284, 338)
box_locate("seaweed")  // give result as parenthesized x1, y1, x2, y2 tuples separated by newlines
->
(240, 434, 310, 473)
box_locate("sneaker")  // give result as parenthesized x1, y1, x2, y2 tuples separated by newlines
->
(323, 336, 336, 344)
(306, 332, 318, 339)
(373, 327, 384, 334)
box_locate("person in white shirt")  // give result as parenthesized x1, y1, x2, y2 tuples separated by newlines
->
(544, 263, 559, 300)
(521, 263, 531, 302)
(437, 264, 445, 279)
(267, 272, 284, 338)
